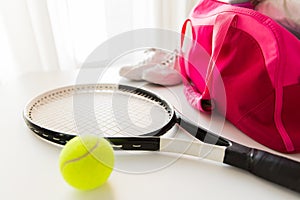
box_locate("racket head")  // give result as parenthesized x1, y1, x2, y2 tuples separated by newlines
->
(23, 84, 177, 146)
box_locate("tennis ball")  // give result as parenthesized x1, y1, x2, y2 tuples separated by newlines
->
(59, 135, 114, 190)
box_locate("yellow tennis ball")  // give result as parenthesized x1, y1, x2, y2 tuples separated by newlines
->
(59, 135, 114, 190)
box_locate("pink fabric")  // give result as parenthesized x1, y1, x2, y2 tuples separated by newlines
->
(233, 2, 254, 9)
(180, 0, 300, 153)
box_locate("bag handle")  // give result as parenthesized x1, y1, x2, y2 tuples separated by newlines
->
(180, 19, 196, 81)
(180, 19, 196, 50)
(180, 13, 237, 112)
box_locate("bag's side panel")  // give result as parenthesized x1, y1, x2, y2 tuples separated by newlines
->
(237, 92, 288, 152)
(189, 24, 274, 122)
(217, 27, 274, 121)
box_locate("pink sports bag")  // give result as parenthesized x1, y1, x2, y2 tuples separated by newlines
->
(179, 0, 300, 153)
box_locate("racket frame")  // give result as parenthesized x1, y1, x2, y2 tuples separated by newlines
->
(23, 84, 229, 147)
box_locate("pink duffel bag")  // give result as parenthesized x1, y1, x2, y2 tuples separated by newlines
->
(179, 0, 300, 153)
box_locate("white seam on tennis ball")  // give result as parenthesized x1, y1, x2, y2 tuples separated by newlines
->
(61, 139, 100, 170)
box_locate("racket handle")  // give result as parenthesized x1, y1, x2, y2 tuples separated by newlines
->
(223, 142, 300, 193)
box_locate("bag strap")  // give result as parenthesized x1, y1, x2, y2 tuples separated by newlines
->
(203, 13, 237, 101)
(180, 13, 237, 112)
(274, 52, 294, 152)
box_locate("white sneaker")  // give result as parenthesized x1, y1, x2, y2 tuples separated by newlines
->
(119, 48, 182, 86)
(142, 50, 182, 86)
(119, 48, 170, 80)
(142, 64, 182, 86)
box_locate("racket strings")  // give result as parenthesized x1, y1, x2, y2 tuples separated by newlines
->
(93, 92, 168, 136)
(31, 96, 77, 133)
(27, 86, 173, 137)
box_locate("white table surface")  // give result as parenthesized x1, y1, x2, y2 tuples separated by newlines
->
(1, 66, 300, 200)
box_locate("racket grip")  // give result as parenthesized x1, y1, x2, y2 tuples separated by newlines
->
(223, 142, 300, 193)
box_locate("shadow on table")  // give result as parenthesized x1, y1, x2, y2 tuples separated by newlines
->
(69, 182, 115, 200)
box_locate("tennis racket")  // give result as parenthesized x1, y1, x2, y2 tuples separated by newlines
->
(23, 84, 300, 193)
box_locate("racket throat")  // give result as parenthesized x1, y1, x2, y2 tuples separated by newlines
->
(176, 114, 230, 147)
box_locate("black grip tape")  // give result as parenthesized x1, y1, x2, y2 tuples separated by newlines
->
(223, 142, 300, 193)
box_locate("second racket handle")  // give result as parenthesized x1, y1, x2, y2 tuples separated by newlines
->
(223, 142, 300, 193)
